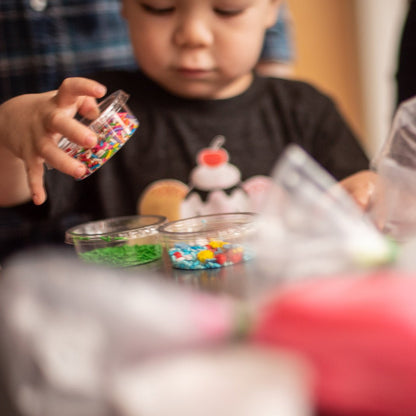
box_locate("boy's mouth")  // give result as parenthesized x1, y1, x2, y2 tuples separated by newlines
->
(176, 67, 213, 77)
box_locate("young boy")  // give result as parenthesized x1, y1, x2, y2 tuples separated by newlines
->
(0, 0, 370, 259)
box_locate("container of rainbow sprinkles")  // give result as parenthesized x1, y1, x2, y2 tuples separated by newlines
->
(158, 213, 257, 270)
(65, 215, 166, 267)
(58, 89, 139, 179)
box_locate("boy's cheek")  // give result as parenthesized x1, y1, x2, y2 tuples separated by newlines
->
(265, 0, 281, 28)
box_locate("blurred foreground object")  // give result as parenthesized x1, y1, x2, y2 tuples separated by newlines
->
(251, 269, 416, 416)
(249, 145, 393, 294)
(112, 346, 311, 416)
(0, 250, 312, 416)
(0, 250, 234, 416)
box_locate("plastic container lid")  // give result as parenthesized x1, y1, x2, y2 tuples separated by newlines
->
(65, 215, 166, 245)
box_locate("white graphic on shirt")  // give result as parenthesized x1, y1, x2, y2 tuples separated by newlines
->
(138, 136, 273, 221)
(181, 136, 251, 217)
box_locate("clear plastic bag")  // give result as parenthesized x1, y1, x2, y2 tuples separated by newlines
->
(369, 96, 416, 242)
(250, 145, 392, 290)
(0, 250, 235, 416)
(368, 157, 416, 242)
(372, 96, 416, 170)
(0, 249, 312, 416)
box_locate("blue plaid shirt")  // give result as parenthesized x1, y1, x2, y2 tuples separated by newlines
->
(0, 0, 137, 103)
(261, 2, 295, 63)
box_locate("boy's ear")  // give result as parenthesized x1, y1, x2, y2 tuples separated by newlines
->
(265, 0, 282, 29)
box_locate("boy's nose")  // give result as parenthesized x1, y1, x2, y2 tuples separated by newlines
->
(173, 14, 213, 48)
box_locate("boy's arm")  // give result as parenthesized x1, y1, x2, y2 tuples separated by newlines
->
(0, 144, 31, 207)
(338, 170, 378, 210)
(0, 78, 106, 207)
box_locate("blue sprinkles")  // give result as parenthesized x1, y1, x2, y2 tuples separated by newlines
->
(168, 242, 253, 270)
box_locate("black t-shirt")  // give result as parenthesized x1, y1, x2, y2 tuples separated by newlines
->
(397, 0, 416, 106)
(1, 71, 369, 260)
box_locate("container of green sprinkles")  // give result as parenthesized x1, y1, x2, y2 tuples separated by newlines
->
(65, 215, 166, 267)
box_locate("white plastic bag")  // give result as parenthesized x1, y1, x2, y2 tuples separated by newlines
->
(0, 250, 235, 416)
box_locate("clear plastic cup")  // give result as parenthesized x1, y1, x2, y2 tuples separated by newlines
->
(65, 215, 166, 267)
(158, 213, 258, 270)
(58, 90, 139, 179)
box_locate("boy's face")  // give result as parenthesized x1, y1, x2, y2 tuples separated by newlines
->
(122, 0, 280, 99)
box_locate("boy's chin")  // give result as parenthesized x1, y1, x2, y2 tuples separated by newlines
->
(170, 88, 219, 100)
(162, 80, 251, 100)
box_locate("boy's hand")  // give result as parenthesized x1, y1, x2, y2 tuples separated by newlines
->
(338, 170, 378, 210)
(0, 77, 107, 205)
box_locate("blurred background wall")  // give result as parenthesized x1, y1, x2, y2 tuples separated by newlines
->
(287, 0, 408, 157)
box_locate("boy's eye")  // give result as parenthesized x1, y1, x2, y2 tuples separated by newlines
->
(140, 3, 175, 15)
(214, 8, 244, 17)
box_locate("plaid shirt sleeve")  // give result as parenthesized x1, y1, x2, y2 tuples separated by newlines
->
(0, 0, 138, 103)
(260, 1, 295, 63)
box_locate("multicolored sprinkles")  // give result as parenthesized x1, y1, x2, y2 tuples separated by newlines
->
(168, 240, 253, 270)
(60, 111, 139, 179)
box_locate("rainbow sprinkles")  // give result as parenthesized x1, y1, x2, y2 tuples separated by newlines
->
(60, 111, 139, 179)
(58, 89, 139, 179)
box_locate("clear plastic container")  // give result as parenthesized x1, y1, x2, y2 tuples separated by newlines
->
(58, 90, 139, 179)
(65, 215, 166, 267)
(158, 213, 257, 270)
(368, 96, 416, 242)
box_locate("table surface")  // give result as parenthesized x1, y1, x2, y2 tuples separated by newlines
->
(125, 256, 266, 300)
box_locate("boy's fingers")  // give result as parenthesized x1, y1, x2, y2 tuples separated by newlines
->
(22, 77, 107, 205)
(44, 112, 97, 148)
(26, 160, 47, 205)
(54, 77, 107, 108)
(339, 170, 378, 210)
(42, 144, 87, 180)
(78, 96, 101, 120)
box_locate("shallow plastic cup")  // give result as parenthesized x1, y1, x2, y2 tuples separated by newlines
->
(58, 90, 139, 179)
(65, 215, 166, 267)
(158, 213, 257, 270)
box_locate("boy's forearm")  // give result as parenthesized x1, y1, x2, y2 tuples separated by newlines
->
(339, 170, 377, 210)
(0, 98, 33, 206)
(0, 147, 31, 206)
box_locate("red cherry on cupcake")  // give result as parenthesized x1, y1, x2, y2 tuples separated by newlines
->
(197, 148, 229, 167)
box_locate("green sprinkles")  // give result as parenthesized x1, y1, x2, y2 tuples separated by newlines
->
(79, 244, 162, 267)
